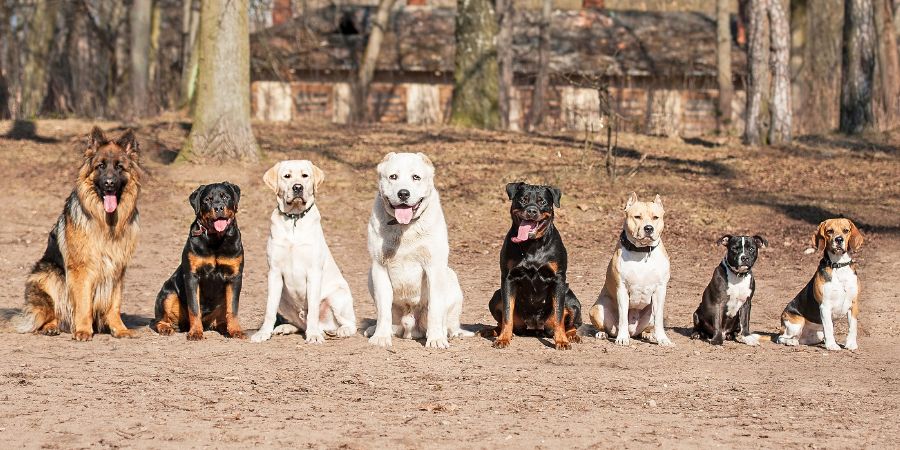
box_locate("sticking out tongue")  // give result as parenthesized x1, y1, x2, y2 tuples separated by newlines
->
(103, 195, 118, 214)
(394, 205, 414, 225)
(512, 220, 538, 243)
(213, 219, 229, 232)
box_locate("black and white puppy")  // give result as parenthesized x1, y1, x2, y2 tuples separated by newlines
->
(692, 235, 767, 346)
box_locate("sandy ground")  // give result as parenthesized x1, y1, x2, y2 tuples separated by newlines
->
(0, 119, 898, 448)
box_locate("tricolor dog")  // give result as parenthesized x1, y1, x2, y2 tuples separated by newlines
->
(589, 193, 673, 346)
(777, 218, 864, 351)
(364, 152, 473, 349)
(250, 160, 357, 343)
(692, 235, 767, 346)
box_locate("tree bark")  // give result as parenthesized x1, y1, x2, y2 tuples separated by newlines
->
(528, 0, 553, 131)
(794, 0, 843, 134)
(743, 0, 770, 145)
(716, 0, 733, 132)
(20, 0, 59, 118)
(450, 0, 500, 129)
(873, 0, 900, 128)
(352, 0, 397, 123)
(767, 0, 791, 144)
(840, 0, 876, 134)
(130, 0, 152, 118)
(149, 0, 162, 94)
(180, 0, 201, 109)
(180, 0, 259, 162)
(497, 0, 515, 130)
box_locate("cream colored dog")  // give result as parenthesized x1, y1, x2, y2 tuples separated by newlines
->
(364, 152, 473, 349)
(589, 193, 673, 346)
(250, 160, 357, 344)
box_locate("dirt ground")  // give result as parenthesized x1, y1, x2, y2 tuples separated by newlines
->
(0, 118, 898, 449)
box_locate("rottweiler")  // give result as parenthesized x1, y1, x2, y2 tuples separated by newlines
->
(153, 182, 246, 340)
(483, 182, 582, 350)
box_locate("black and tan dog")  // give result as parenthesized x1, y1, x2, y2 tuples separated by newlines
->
(17, 127, 143, 341)
(153, 183, 246, 340)
(482, 182, 582, 350)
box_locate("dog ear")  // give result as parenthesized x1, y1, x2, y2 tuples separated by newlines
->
(115, 129, 139, 159)
(311, 164, 325, 192)
(653, 194, 663, 206)
(549, 186, 562, 208)
(506, 182, 524, 200)
(380, 152, 396, 164)
(263, 162, 281, 193)
(85, 126, 106, 157)
(718, 235, 731, 246)
(417, 152, 434, 168)
(847, 220, 864, 251)
(189, 185, 206, 215)
(225, 182, 241, 210)
(813, 221, 828, 252)
(752, 235, 768, 248)
(624, 192, 638, 210)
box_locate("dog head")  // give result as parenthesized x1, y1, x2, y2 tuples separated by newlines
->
(376, 152, 435, 225)
(814, 218, 864, 255)
(719, 235, 767, 274)
(263, 160, 324, 214)
(189, 182, 241, 235)
(623, 192, 665, 244)
(505, 182, 560, 243)
(83, 127, 141, 214)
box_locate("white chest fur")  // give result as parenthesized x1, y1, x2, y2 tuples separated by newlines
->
(821, 265, 859, 317)
(724, 268, 753, 318)
(619, 246, 670, 307)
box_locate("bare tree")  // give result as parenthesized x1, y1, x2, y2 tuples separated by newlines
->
(352, 0, 398, 123)
(768, 0, 791, 144)
(180, 0, 259, 162)
(528, 0, 552, 131)
(496, 0, 515, 130)
(20, 0, 59, 118)
(450, 0, 499, 128)
(130, 0, 152, 118)
(793, 0, 843, 134)
(715, 0, 733, 132)
(180, 0, 201, 109)
(873, 0, 900, 128)
(744, 0, 770, 145)
(840, 0, 876, 134)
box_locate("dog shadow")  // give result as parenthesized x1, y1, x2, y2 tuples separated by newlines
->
(123, 314, 153, 329)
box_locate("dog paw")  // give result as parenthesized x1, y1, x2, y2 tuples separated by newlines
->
(38, 326, 60, 336)
(478, 328, 498, 338)
(594, 331, 608, 340)
(111, 328, 136, 339)
(614, 335, 631, 346)
(273, 324, 299, 335)
(738, 334, 760, 346)
(336, 325, 356, 338)
(554, 340, 572, 350)
(186, 329, 205, 341)
(250, 331, 272, 343)
(824, 341, 841, 351)
(73, 331, 93, 341)
(655, 335, 675, 347)
(778, 336, 799, 346)
(228, 329, 247, 339)
(492, 338, 511, 349)
(363, 325, 377, 338)
(845, 340, 858, 351)
(451, 328, 475, 338)
(305, 331, 325, 344)
(155, 323, 175, 336)
(425, 337, 450, 349)
(568, 333, 582, 344)
(368, 334, 392, 348)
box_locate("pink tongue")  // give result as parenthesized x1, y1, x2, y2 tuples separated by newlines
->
(213, 219, 229, 232)
(394, 206, 414, 225)
(103, 195, 118, 213)
(512, 221, 536, 243)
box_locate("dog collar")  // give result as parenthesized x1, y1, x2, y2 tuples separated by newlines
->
(721, 259, 751, 278)
(279, 202, 314, 226)
(620, 231, 656, 253)
(821, 256, 853, 269)
(191, 221, 207, 237)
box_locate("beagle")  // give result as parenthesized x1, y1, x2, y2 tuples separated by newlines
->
(777, 218, 864, 351)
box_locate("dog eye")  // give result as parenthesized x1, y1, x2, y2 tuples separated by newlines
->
(412, 174, 421, 181)
(302, 173, 309, 178)
(283, 173, 291, 179)
(115, 162, 123, 170)
(652, 216, 659, 220)
(97, 162, 106, 169)
(842, 229, 849, 234)
(633, 215, 641, 220)
(389, 174, 398, 180)
(826, 229, 834, 235)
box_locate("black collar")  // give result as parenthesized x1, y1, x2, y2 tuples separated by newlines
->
(721, 259, 751, 278)
(821, 255, 853, 269)
(191, 221, 207, 237)
(620, 230, 657, 253)
(279, 202, 314, 226)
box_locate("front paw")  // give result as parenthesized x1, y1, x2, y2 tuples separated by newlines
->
(594, 331, 608, 340)
(451, 328, 475, 338)
(492, 338, 511, 349)
(73, 330, 93, 341)
(250, 330, 272, 343)
(38, 325, 60, 336)
(111, 328, 136, 339)
(655, 334, 675, 347)
(186, 329, 205, 341)
(336, 325, 356, 338)
(425, 337, 450, 349)
(368, 334, 392, 348)
(228, 329, 247, 339)
(614, 335, 631, 346)
(554, 339, 571, 350)
(824, 341, 841, 351)
(305, 330, 325, 344)
(845, 340, 858, 351)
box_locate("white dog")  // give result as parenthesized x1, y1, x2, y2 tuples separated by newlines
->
(250, 160, 357, 344)
(364, 152, 473, 349)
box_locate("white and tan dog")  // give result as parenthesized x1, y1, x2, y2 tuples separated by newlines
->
(364, 152, 473, 349)
(250, 160, 357, 344)
(589, 193, 673, 346)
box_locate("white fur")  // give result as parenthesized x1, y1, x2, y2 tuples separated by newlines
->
(724, 264, 753, 318)
(615, 243, 672, 346)
(251, 160, 356, 344)
(820, 251, 859, 350)
(363, 152, 472, 349)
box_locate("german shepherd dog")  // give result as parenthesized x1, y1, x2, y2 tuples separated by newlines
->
(17, 127, 143, 341)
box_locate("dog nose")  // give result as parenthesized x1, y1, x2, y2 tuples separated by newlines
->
(103, 179, 115, 189)
(524, 206, 539, 220)
(643, 225, 654, 234)
(292, 184, 302, 193)
(397, 189, 410, 201)
(835, 236, 844, 244)
(740, 254, 750, 262)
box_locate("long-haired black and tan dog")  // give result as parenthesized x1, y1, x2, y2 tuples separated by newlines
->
(153, 182, 246, 341)
(17, 127, 143, 341)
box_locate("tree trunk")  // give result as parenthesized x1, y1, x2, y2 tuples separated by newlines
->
(873, 0, 900, 128)
(180, 0, 259, 162)
(840, 0, 876, 134)
(794, 0, 843, 134)
(20, 0, 58, 118)
(180, 0, 201, 109)
(352, 0, 397, 123)
(149, 0, 162, 97)
(130, 0, 152, 118)
(744, 0, 770, 145)
(497, 0, 515, 130)
(528, 0, 553, 131)
(767, 0, 791, 144)
(716, 0, 733, 132)
(450, 0, 500, 129)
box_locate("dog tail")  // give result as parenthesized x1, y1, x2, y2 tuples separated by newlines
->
(7, 308, 35, 333)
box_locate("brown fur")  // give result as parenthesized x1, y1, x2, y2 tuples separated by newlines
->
(17, 127, 142, 340)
